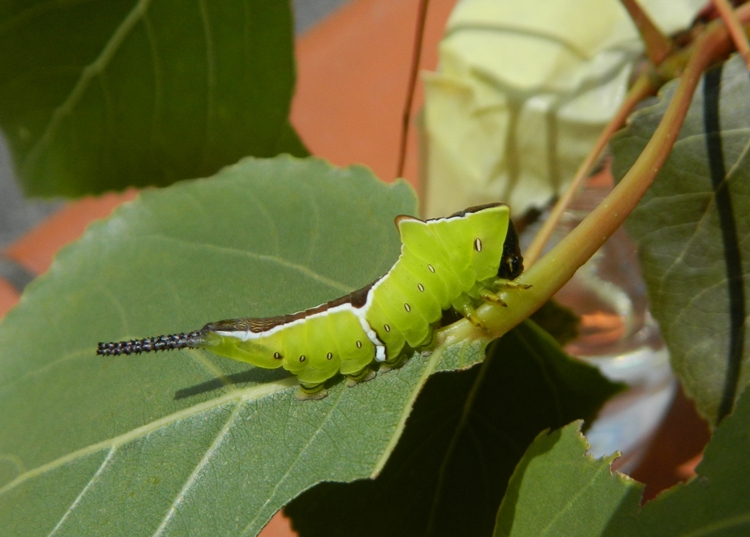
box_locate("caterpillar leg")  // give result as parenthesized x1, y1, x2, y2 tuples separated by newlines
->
(379, 351, 409, 373)
(296, 382, 328, 401)
(345, 366, 377, 387)
(494, 278, 532, 290)
(478, 287, 508, 307)
(452, 294, 487, 331)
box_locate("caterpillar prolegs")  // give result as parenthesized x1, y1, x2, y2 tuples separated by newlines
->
(98, 203, 528, 399)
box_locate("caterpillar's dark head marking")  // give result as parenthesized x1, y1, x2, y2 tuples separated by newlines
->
(447, 202, 505, 218)
(97, 329, 207, 356)
(499, 219, 524, 280)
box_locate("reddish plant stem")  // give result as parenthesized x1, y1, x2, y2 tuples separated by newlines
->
(440, 13, 738, 343)
(520, 21, 733, 308)
(523, 74, 656, 267)
(713, 0, 750, 68)
(620, 0, 673, 65)
(396, 0, 431, 180)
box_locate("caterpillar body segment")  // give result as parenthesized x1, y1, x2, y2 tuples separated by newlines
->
(359, 297, 407, 363)
(97, 203, 526, 399)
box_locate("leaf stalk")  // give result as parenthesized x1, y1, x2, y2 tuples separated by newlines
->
(620, 0, 673, 65)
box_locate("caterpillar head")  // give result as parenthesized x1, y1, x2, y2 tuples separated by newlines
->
(499, 219, 524, 280)
(444, 202, 525, 281)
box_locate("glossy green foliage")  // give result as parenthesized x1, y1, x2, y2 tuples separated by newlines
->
(611, 54, 750, 424)
(494, 388, 750, 536)
(285, 322, 622, 537)
(0, 0, 306, 196)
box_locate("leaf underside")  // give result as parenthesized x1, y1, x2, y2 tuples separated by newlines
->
(611, 54, 750, 424)
(0, 157, 431, 536)
(0, 154, 625, 536)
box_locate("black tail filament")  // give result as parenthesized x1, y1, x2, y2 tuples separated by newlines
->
(97, 330, 206, 356)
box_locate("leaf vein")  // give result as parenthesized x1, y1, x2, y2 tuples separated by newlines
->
(426, 354, 493, 533)
(143, 235, 354, 293)
(22, 0, 155, 175)
(682, 512, 750, 537)
(46, 447, 116, 537)
(372, 348, 442, 476)
(0, 379, 295, 498)
(538, 462, 609, 535)
(152, 402, 243, 536)
(240, 388, 348, 534)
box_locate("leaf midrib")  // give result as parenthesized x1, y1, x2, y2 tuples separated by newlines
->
(142, 234, 355, 293)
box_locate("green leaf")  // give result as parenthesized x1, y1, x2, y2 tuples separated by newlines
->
(0, 0, 305, 197)
(494, 386, 750, 537)
(627, 385, 750, 536)
(285, 321, 623, 537)
(0, 156, 426, 535)
(611, 54, 750, 424)
(493, 421, 642, 537)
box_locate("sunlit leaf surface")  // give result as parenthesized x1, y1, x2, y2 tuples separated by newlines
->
(493, 421, 641, 537)
(0, 156, 429, 536)
(494, 387, 750, 536)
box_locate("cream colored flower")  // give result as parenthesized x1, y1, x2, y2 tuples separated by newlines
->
(422, 0, 705, 217)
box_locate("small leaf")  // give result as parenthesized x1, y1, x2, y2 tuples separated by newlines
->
(611, 54, 750, 424)
(493, 421, 642, 537)
(0, 1, 305, 196)
(493, 384, 750, 537)
(285, 321, 623, 537)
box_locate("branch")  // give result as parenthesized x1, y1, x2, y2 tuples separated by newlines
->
(620, 0, 673, 65)
(438, 12, 738, 346)
(713, 0, 750, 69)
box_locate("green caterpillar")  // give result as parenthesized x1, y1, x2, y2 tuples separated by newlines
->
(98, 203, 526, 398)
